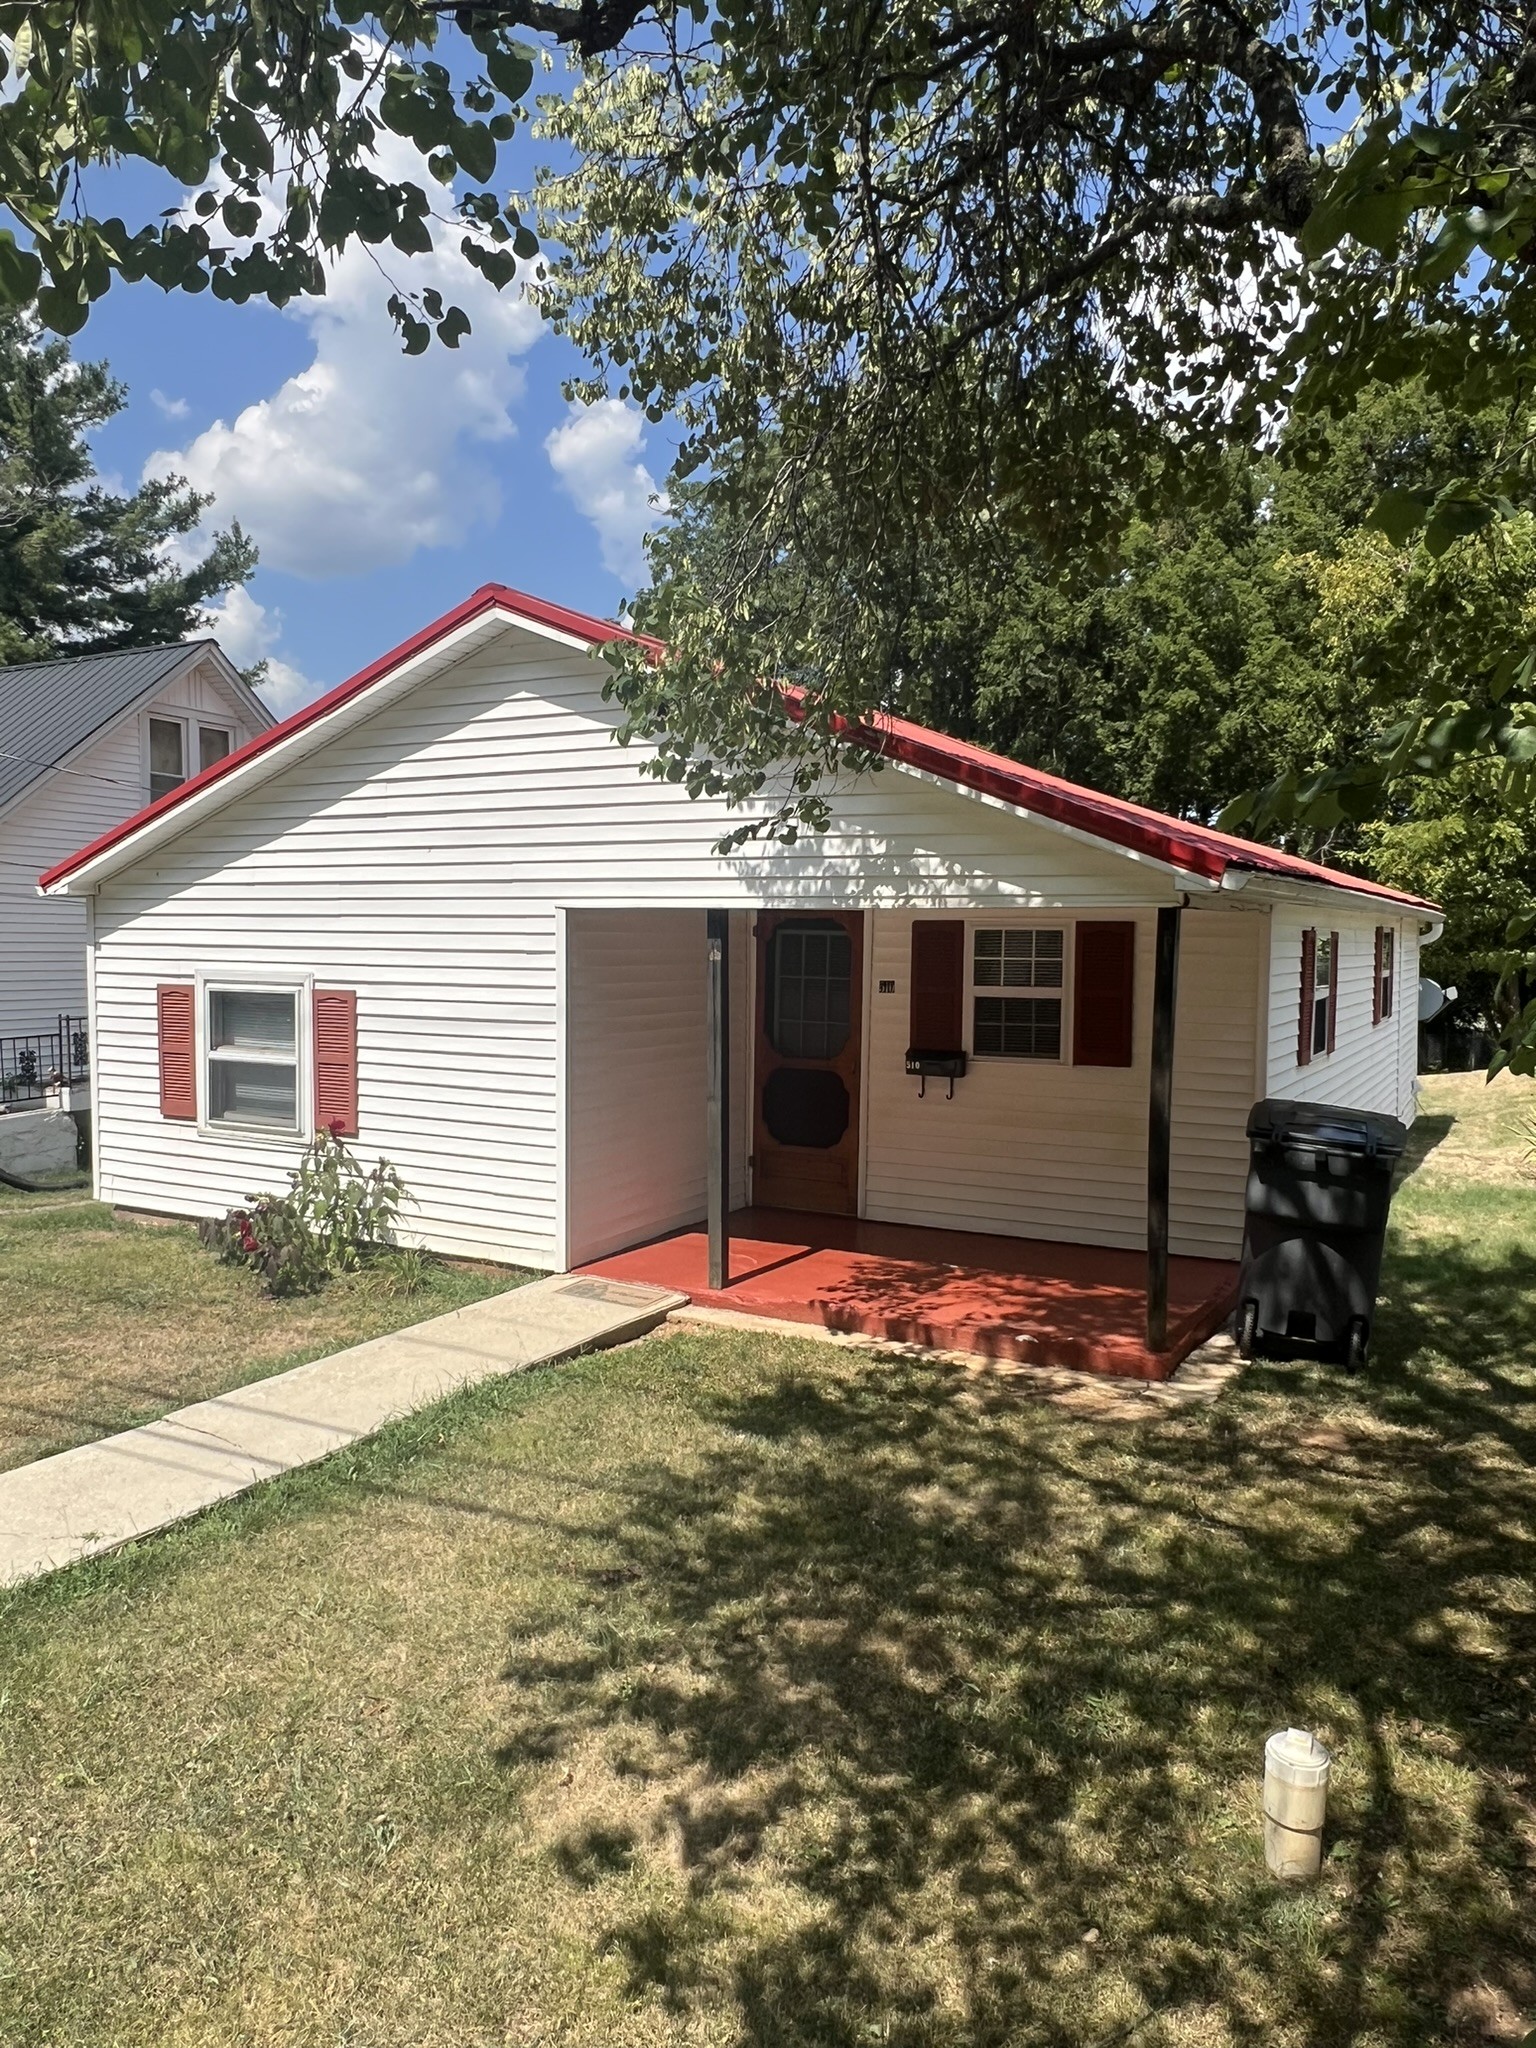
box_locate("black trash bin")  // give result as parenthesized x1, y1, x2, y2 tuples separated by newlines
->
(1238, 1099, 1408, 1370)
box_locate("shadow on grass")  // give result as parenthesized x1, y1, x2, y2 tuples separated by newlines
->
(491, 1231, 1536, 2048)
(1396, 1111, 1456, 1184)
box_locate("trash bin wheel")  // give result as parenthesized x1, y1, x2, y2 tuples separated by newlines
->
(1237, 1299, 1260, 1360)
(1344, 1316, 1369, 1373)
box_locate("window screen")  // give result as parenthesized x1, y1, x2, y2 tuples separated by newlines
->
(767, 921, 852, 1059)
(149, 718, 185, 803)
(199, 725, 232, 772)
(971, 928, 1065, 1060)
(206, 987, 300, 1130)
(973, 997, 1062, 1060)
(973, 927, 1064, 989)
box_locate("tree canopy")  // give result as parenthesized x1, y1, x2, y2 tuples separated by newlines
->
(5, 0, 1533, 1051)
(636, 383, 1532, 1036)
(0, 314, 255, 661)
(530, 3, 1536, 777)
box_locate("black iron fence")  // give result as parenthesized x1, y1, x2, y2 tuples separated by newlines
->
(0, 1014, 88, 1107)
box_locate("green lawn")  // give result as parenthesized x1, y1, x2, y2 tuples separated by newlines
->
(0, 1077, 1533, 2047)
(0, 1187, 524, 1470)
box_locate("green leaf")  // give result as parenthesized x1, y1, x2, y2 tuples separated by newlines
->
(1367, 487, 1431, 547)
(36, 283, 90, 336)
(437, 304, 471, 348)
(0, 231, 43, 305)
(485, 47, 534, 101)
(454, 121, 496, 185)
(391, 210, 433, 257)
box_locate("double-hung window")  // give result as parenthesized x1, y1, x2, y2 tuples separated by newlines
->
(205, 986, 302, 1132)
(1311, 932, 1333, 1057)
(971, 927, 1065, 1059)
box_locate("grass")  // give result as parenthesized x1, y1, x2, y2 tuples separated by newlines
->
(0, 1190, 525, 1471)
(0, 1075, 1533, 2046)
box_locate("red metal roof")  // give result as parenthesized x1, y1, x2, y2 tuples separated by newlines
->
(39, 581, 1436, 911)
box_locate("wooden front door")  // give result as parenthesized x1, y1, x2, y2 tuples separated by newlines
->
(753, 911, 864, 1214)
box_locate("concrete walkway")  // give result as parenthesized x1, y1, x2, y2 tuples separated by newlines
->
(0, 1273, 684, 1589)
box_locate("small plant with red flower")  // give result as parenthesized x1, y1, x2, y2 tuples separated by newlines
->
(199, 1127, 406, 1296)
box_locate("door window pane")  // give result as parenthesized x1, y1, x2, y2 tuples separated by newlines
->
(768, 921, 852, 1059)
(211, 990, 296, 1056)
(149, 718, 185, 802)
(199, 726, 232, 772)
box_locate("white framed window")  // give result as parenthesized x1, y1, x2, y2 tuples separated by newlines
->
(1311, 932, 1333, 1057)
(969, 925, 1066, 1060)
(146, 714, 234, 801)
(1376, 927, 1395, 1022)
(199, 979, 308, 1136)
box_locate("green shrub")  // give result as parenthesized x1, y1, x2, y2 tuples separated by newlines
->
(199, 1128, 406, 1297)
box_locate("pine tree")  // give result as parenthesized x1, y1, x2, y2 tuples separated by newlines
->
(0, 314, 256, 664)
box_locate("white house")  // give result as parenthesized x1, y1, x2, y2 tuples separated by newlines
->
(1, 640, 271, 1043)
(39, 585, 1438, 1377)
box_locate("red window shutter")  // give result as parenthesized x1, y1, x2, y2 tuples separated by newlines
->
(908, 921, 965, 1053)
(313, 988, 358, 1136)
(1326, 932, 1340, 1053)
(1372, 927, 1383, 1026)
(1072, 921, 1136, 1067)
(156, 984, 197, 1119)
(1298, 929, 1316, 1067)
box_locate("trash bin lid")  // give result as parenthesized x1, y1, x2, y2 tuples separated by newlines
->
(1246, 1098, 1408, 1158)
(1265, 1727, 1332, 1787)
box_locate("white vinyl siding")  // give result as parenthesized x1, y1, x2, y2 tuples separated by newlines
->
(563, 909, 752, 1267)
(1265, 908, 1422, 1123)
(80, 619, 1417, 1266)
(861, 906, 1262, 1258)
(0, 660, 258, 1035)
(87, 629, 1182, 1263)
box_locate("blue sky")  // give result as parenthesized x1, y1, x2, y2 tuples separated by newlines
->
(81, 98, 672, 715)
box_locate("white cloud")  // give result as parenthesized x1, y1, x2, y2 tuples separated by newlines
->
(204, 584, 318, 718)
(146, 130, 543, 582)
(545, 398, 668, 586)
(150, 388, 190, 420)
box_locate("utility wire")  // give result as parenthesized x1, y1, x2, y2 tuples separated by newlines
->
(0, 746, 145, 791)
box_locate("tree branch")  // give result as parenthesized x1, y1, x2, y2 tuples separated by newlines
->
(423, 0, 653, 57)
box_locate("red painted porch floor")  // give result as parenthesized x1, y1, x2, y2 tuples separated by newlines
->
(580, 1208, 1239, 1382)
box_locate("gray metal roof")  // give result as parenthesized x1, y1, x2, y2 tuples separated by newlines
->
(0, 641, 211, 813)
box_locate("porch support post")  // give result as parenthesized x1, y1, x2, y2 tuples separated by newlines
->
(706, 908, 731, 1291)
(1146, 903, 1182, 1353)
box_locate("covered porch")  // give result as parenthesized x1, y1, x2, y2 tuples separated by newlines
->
(562, 897, 1259, 1383)
(580, 1205, 1239, 1382)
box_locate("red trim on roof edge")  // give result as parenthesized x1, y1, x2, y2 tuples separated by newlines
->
(847, 707, 1435, 910)
(40, 582, 1436, 913)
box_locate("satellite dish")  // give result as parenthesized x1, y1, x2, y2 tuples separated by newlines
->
(1418, 978, 1458, 1023)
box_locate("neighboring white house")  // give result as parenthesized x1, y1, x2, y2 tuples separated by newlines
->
(1, 640, 271, 1040)
(39, 584, 1438, 1284)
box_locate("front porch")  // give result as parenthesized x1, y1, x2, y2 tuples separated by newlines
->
(580, 1207, 1239, 1381)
